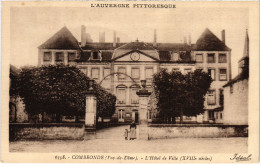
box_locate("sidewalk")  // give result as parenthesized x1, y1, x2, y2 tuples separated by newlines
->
(10, 125, 247, 153)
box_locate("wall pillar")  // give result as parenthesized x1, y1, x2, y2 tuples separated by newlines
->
(136, 80, 151, 140)
(64, 51, 68, 65)
(85, 80, 97, 140)
(51, 51, 55, 65)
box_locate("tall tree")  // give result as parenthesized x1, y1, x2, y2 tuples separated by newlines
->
(153, 69, 212, 124)
(16, 64, 116, 122)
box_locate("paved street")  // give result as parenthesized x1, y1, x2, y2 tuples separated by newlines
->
(10, 125, 247, 153)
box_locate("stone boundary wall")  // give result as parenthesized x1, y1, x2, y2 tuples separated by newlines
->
(10, 123, 85, 141)
(148, 124, 248, 139)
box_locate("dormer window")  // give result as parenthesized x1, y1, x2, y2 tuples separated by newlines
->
(171, 52, 179, 61)
(68, 52, 76, 62)
(90, 51, 101, 61)
(93, 52, 98, 59)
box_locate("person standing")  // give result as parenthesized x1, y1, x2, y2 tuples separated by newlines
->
(124, 129, 128, 140)
(129, 120, 136, 140)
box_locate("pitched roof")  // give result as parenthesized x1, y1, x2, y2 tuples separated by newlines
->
(75, 51, 91, 62)
(158, 51, 193, 63)
(38, 26, 81, 50)
(194, 28, 231, 51)
(151, 43, 193, 51)
(112, 41, 160, 60)
(116, 41, 156, 51)
(81, 43, 125, 50)
(158, 51, 171, 61)
(101, 51, 113, 61)
(224, 30, 249, 87)
(75, 50, 114, 62)
(223, 70, 248, 87)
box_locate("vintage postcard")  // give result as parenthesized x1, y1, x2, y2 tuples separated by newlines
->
(1, 1, 259, 163)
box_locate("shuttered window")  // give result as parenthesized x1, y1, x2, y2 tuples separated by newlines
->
(207, 90, 216, 105)
(130, 86, 140, 104)
(219, 69, 227, 81)
(117, 87, 126, 104)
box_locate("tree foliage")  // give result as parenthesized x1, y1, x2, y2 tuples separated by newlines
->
(16, 64, 116, 122)
(153, 69, 212, 123)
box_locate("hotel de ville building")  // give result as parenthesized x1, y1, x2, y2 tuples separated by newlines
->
(38, 25, 231, 124)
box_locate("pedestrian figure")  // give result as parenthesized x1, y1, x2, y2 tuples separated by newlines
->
(124, 129, 128, 140)
(129, 120, 136, 140)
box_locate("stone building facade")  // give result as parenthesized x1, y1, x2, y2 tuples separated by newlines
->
(223, 30, 249, 125)
(38, 26, 232, 123)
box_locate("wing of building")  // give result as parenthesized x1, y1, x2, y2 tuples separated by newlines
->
(38, 26, 232, 123)
(222, 30, 249, 125)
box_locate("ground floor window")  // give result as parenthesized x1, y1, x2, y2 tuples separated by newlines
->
(208, 111, 214, 120)
(207, 90, 216, 105)
(130, 85, 140, 104)
(118, 110, 124, 122)
(116, 86, 127, 104)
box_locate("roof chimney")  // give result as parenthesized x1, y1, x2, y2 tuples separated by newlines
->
(113, 31, 116, 47)
(153, 29, 157, 47)
(99, 32, 105, 43)
(81, 25, 87, 47)
(221, 30, 225, 44)
(188, 34, 191, 45)
(184, 36, 187, 44)
(116, 37, 120, 43)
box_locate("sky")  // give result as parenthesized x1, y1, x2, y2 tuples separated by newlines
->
(10, 6, 248, 78)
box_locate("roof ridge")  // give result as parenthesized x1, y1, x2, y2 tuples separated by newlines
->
(38, 26, 81, 50)
(194, 28, 231, 51)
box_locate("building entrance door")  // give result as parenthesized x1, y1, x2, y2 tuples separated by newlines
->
(132, 110, 139, 123)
